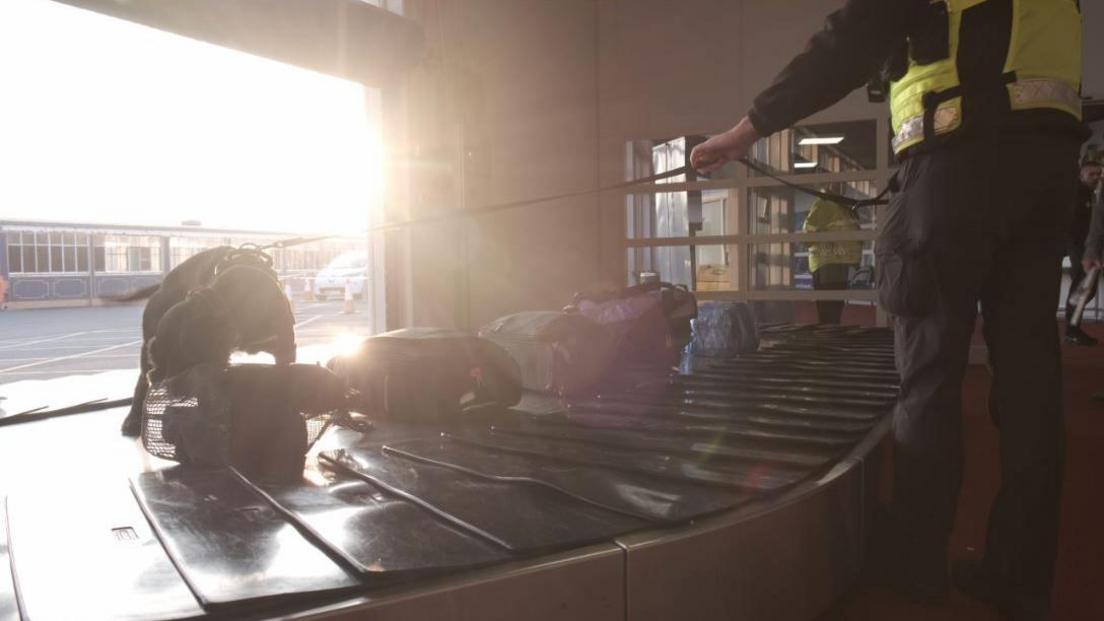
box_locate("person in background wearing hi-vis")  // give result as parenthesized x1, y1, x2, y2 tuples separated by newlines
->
(1063, 158, 1103, 345)
(1075, 161, 1104, 340)
(804, 190, 862, 324)
(0, 275, 8, 311)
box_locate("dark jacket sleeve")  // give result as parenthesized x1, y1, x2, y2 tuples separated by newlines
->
(1085, 190, 1104, 262)
(748, 0, 928, 136)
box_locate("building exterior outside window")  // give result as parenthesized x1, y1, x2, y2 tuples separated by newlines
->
(170, 236, 230, 269)
(0, 220, 371, 307)
(5, 230, 90, 274)
(94, 235, 161, 273)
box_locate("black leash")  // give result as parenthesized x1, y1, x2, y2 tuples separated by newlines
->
(262, 158, 894, 245)
(0, 397, 132, 428)
(255, 167, 698, 248)
(22, 157, 893, 429)
(737, 157, 894, 215)
(366, 160, 893, 235)
(260, 235, 335, 250)
(365, 165, 697, 234)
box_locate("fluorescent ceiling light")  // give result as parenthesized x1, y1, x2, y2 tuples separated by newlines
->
(798, 136, 845, 146)
(793, 161, 818, 169)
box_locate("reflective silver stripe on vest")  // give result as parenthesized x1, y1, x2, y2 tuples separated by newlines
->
(1008, 78, 1081, 113)
(892, 78, 1079, 152)
(892, 105, 959, 152)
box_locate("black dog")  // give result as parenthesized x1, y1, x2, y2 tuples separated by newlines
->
(118, 247, 296, 436)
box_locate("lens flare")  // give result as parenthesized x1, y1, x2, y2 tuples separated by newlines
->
(333, 333, 366, 357)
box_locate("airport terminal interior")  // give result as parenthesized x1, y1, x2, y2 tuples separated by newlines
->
(1, 1, 1103, 620)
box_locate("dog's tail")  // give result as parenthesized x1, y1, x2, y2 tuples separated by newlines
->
(101, 284, 160, 303)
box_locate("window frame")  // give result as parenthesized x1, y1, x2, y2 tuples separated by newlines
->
(5, 230, 93, 275)
(621, 113, 892, 309)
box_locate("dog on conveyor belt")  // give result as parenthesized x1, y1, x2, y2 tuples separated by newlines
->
(116, 247, 296, 436)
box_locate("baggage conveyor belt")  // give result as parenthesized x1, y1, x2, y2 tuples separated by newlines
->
(0, 324, 897, 621)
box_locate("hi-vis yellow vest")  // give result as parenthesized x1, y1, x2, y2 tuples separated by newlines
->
(890, 0, 1082, 155)
(804, 199, 863, 272)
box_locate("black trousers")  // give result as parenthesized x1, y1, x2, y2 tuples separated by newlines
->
(1064, 243, 1098, 324)
(811, 263, 851, 324)
(876, 134, 1077, 604)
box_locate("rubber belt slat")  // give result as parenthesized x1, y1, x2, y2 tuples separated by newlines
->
(320, 446, 648, 553)
(130, 469, 359, 610)
(5, 484, 204, 620)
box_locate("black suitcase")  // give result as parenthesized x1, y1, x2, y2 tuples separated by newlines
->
(327, 328, 522, 421)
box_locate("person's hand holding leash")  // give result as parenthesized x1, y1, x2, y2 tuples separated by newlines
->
(1082, 256, 1102, 273)
(690, 117, 761, 174)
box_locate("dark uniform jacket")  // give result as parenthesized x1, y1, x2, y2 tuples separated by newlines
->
(746, 0, 1087, 158)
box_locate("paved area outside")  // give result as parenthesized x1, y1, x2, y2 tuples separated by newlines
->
(0, 300, 375, 385)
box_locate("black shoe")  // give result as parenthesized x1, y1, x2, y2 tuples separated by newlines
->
(1065, 328, 1098, 346)
(952, 560, 1051, 621)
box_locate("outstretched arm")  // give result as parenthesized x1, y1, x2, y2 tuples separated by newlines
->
(691, 0, 925, 172)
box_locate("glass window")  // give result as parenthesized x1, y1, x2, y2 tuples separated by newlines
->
(748, 120, 877, 176)
(358, 0, 404, 14)
(748, 181, 879, 237)
(747, 182, 878, 290)
(626, 246, 692, 289)
(170, 236, 229, 269)
(627, 244, 744, 292)
(22, 246, 36, 273)
(747, 242, 875, 292)
(325, 252, 369, 270)
(748, 242, 796, 290)
(627, 121, 878, 183)
(128, 247, 142, 272)
(95, 234, 161, 273)
(7, 244, 21, 274)
(36, 246, 49, 273)
(626, 135, 742, 181)
(5, 229, 93, 273)
(627, 188, 733, 240)
(623, 116, 886, 311)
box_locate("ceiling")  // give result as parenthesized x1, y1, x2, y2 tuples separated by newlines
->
(51, 0, 423, 87)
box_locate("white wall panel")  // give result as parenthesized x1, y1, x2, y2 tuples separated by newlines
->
(403, 0, 602, 329)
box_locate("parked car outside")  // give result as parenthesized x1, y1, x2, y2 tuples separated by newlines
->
(312, 251, 368, 300)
